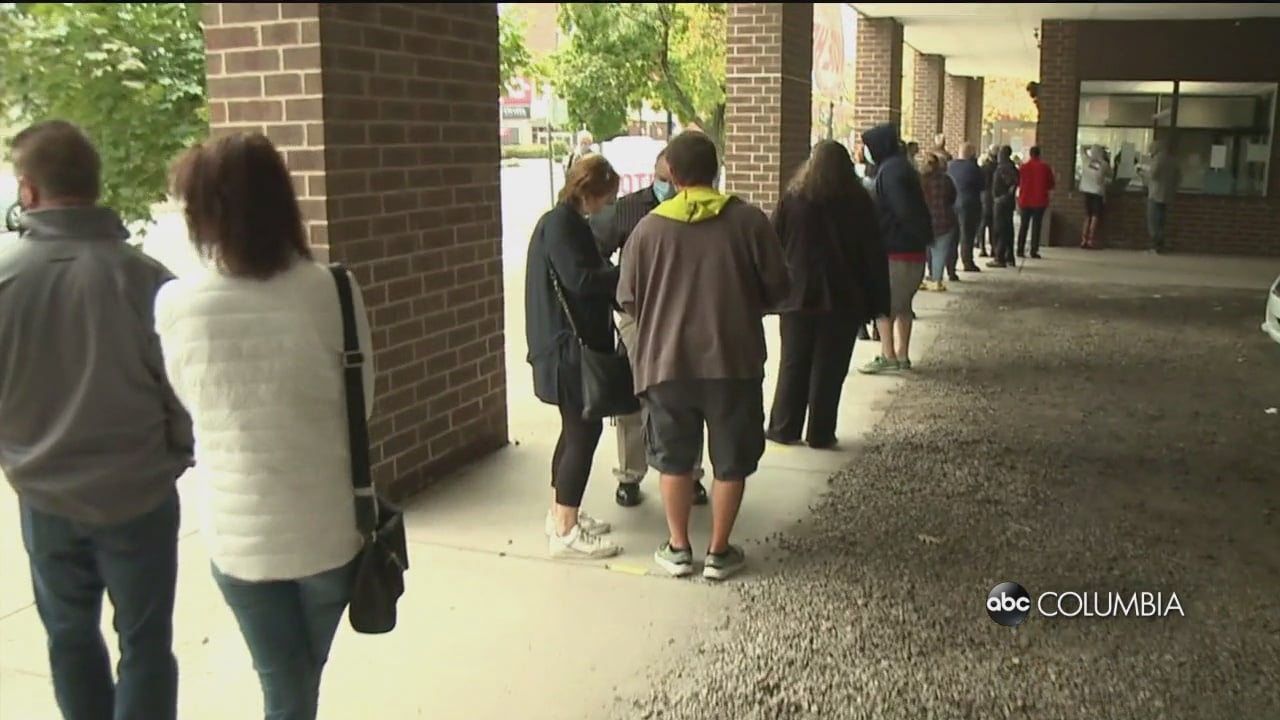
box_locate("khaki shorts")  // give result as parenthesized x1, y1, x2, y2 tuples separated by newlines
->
(888, 260, 925, 318)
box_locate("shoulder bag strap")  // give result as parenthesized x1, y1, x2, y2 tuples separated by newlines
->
(549, 267, 586, 346)
(329, 264, 377, 537)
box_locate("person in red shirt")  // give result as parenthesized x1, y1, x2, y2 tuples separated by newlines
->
(1015, 146, 1056, 259)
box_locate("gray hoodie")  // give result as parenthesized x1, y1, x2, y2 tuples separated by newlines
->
(0, 206, 193, 525)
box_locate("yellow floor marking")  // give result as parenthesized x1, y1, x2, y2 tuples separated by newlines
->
(606, 563, 650, 576)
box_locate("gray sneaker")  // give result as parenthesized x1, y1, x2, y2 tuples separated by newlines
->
(703, 545, 746, 581)
(654, 542, 695, 577)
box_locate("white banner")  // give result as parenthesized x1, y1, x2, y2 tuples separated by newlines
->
(599, 136, 667, 197)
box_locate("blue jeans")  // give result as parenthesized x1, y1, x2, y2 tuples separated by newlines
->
(213, 557, 357, 720)
(20, 489, 180, 720)
(1146, 200, 1168, 250)
(927, 230, 954, 282)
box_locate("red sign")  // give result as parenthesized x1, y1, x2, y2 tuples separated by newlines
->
(617, 172, 654, 196)
(501, 76, 533, 107)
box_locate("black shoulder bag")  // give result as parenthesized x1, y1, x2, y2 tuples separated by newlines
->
(328, 264, 409, 635)
(549, 268, 641, 421)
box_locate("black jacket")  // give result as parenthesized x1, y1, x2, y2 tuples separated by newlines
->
(524, 202, 620, 409)
(862, 124, 933, 256)
(588, 185, 660, 260)
(771, 191, 889, 322)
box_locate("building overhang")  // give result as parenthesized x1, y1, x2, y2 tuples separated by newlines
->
(850, 3, 1280, 79)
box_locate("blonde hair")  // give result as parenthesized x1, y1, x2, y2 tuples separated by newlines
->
(918, 151, 943, 173)
(557, 153, 619, 208)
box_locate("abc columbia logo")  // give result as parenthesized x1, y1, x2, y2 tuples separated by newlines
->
(986, 581, 1184, 627)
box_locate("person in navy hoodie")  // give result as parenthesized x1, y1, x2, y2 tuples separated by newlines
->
(857, 124, 933, 374)
(947, 142, 985, 275)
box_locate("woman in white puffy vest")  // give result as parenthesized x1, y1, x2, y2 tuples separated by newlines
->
(155, 132, 375, 720)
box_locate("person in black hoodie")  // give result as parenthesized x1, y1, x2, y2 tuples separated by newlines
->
(857, 124, 933, 374)
(766, 140, 889, 449)
(987, 145, 1020, 268)
(525, 154, 624, 560)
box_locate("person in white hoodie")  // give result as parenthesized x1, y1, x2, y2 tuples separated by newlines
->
(1078, 145, 1112, 249)
(155, 132, 375, 720)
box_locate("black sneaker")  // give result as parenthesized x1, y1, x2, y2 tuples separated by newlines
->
(693, 480, 709, 506)
(615, 482, 642, 508)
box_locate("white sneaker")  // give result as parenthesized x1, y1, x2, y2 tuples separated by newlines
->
(544, 510, 611, 537)
(549, 524, 621, 559)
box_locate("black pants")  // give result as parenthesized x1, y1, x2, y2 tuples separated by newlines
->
(551, 406, 603, 507)
(954, 200, 982, 271)
(1016, 206, 1046, 255)
(978, 192, 993, 253)
(993, 201, 1016, 264)
(767, 312, 858, 446)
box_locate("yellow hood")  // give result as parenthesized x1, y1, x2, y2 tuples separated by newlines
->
(651, 186, 734, 223)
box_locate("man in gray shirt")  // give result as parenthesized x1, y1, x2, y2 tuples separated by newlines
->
(0, 120, 192, 719)
(1141, 139, 1181, 253)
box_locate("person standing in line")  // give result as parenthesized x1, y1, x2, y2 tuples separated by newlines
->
(0, 120, 192, 720)
(766, 140, 889, 449)
(932, 133, 954, 164)
(526, 154, 624, 559)
(919, 151, 958, 291)
(1078, 145, 1113, 249)
(564, 129, 596, 173)
(858, 123, 933, 375)
(947, 142, 985, 275)
(158, 132, 376, 720)
(987, 146, 1020, 269)
(618, 131, 790, 580)
(1014, 146, 1056, 259)
(1139, 139, 1180, 254)
(588, 149, 709, 508)
(977, 145, 999, 257)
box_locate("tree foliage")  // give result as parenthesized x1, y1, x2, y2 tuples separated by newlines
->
(984, 76, 1039, 125)
(549, 3, 726, 145)
(0, 3, 207, 226)
(498, 5, 536, 90)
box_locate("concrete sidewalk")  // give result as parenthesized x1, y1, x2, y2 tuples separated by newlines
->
(2, 247, 1272, 718)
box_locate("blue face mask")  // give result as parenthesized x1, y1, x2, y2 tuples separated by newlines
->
(653, 179, 674, 201)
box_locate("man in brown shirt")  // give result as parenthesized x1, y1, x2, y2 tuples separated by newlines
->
(617, 131, 790, 581)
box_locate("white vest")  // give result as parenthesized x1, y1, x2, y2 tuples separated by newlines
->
(154, 259, 374, 582)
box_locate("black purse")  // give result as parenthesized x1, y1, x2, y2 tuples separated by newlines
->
(328, 264, 409, 635)
(549, 268, 641, 421)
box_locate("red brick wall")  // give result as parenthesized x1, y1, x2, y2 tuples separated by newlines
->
(942, 74, 969, 152)
(912, 53, 945, 143)
(725, 3, 813, 213)
(1038, 18, 1280, 256)
(853, 15, 903, 133)
(202, 3, 508, 501)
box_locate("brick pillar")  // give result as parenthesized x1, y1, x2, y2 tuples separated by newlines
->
(724, 3, 813, 214)
(912, 52, 945, 143)
(966, 77, 986, 148)
(942, 74, 969, 152)
(202, 3, 508, 500)
(853, 14, 903, 132)
(1038, 20, 1081, 248)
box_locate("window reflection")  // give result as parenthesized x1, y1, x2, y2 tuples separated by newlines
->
(1075, 80, 1276, 197)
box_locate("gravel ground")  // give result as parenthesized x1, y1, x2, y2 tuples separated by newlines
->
(612, 277, 1280, 720)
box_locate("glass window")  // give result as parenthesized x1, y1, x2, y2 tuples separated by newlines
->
(1074, 80, 1276, 197)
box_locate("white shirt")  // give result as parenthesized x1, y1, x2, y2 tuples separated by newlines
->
(154, 258, 375, 582)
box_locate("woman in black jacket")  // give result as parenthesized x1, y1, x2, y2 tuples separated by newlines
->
(766, 140, 889, 449)
(524, 153, 623, 559)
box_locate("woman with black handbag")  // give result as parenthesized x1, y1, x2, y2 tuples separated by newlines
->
(156, 133, 375, 719)
(525, 153, 626, 560)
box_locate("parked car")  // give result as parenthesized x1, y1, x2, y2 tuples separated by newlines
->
(1264, 272, 1280, 346)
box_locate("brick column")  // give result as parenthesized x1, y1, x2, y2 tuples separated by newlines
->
(966, 77, 986, 148)
(853, 14, 903, 132)
(912, 52, 945, 143)
(942, 74, 969, 151)
(1038, 20, 1082, 247)
(202, 3, 508, 500)
(724, 3, 813, 214)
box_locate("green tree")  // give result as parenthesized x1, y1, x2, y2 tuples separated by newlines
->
(550, 3, 726, 145)
(0, 3, 207, 227)
(498, 5, 535, 90)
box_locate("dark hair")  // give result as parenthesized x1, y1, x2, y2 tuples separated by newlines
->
(787, 139, 866, 203)
(170, 132, 312, 280)
(1029, 146, 1041, 158)
(557, 153, 619, 208)
(9, 120, 101, 203)
(664, 131, 719, 187)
